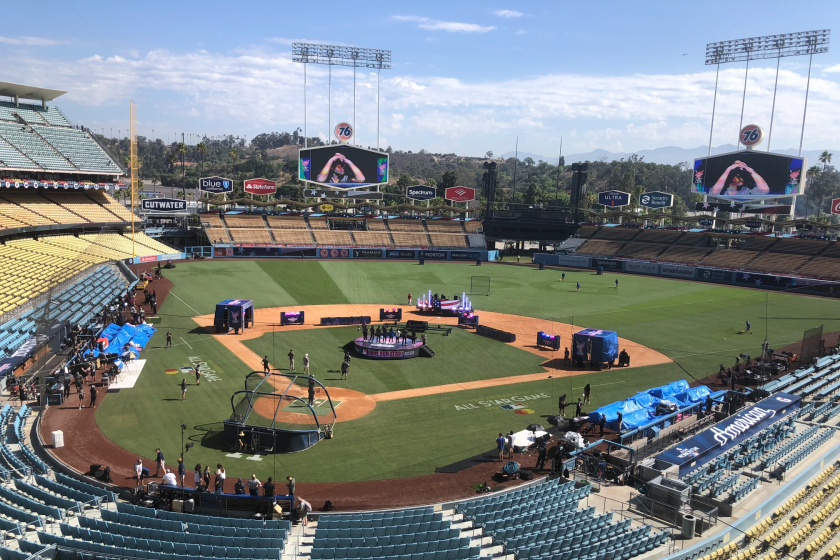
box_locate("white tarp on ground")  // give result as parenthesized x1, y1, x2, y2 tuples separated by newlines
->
(107, 359, 146, 390)
(511, 428, 549, 450)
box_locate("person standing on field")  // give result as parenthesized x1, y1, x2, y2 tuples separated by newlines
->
(288, 349, 295, 371)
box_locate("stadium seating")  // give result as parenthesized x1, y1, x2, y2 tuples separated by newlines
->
(229, 228, 274, 244)
(577, 239, 622, 255)
(0, 122, 75, 171)
(0, 101, 71, 127)
(388, 220, 425, 232)
(353, 231, 393, 246)
(272, 229, 315, 244)
(615, 242, 664, 259)
(38, 189, 123, 223)
(32, 126, 121, 173)
(223, 214, 265, 228)
(696, 249, 757, 268)
(426, 220, 464, 233)
(267, 215, 308, 228)
(391, 232, 431, 247)
(590, 227, 639, 241)
(633, 230, 684, 244)
(744, 253, 812, 273)
(427, 233, 468, 248)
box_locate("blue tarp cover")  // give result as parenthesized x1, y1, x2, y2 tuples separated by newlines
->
(101, 322, 156, 352)
(587, 380, 706, 431)
(572, 328, 619, 363)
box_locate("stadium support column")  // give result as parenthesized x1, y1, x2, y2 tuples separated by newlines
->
(737, 59, 750, 149)
(767, 51, 781, 151)
(130, 101, 138, 260)
(304, 62, 308, 148)
(799, 53, 813, 157)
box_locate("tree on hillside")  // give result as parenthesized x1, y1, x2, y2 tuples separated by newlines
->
(485, 150, 493, 159)
(196, 141, 207, 174)
(820, 151, 833, 171)
(396, 173, 413, 190)
(441, 170, 458, 191)
(176, 142, 187, 187)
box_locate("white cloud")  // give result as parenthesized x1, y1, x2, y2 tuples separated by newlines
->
(824, 64, 840, 73)
(391, 15, 495, 33)
(493, 10, 523, 18)
(0, 36, 62, 46)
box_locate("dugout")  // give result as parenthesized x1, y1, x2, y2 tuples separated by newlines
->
(214, 299, 255, 334)
(573, 328, 619, 368)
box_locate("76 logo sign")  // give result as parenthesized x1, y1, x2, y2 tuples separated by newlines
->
(739, 124, 764, 147)
(334, 122, 353, 142)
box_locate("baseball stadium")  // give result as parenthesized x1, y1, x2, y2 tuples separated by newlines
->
(0, 22, 839, 560)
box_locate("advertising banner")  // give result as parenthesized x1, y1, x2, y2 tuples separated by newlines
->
(698, 218, 714, 227)
(406, 185, 437, 200)
(692, 151, 806, 198)
(386, 249, 416, 259)
(444, 186, 476, 202)
(657, 393, 800, 474)
(299, 145, 388, 188)
(598, 190, 630, 207)
(660, 264, 695, 279)
(640, 191, 674, 209)
(745, 220, 763, 229)
(696, 268, 734, 283)
(199, 176, 233, 194)
(420, 250, 449, 260)
(695, 201, 745, 213)
(556, 255, 591, 268)
(450, 251, 481, 261)
(832, 198, 840, 215)
(317, 248, 351, 259)
(591, 258, 623, 271)
(625, 261, 660, 275)
(354, 249, 384, 259)
(303, 188, 383, 200)
(243, 178, 276, 195)
(735, 271, 794, 289)
(140, 198, 187, 213)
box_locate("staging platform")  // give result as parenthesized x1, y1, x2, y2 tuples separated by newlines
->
(353, 337, 424, 359)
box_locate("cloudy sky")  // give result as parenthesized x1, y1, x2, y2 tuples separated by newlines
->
(2, 0, 839, 157)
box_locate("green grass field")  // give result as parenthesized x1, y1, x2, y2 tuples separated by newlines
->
(96, 260, 840, 482)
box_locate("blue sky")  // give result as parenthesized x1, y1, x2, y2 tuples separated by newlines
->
(2, 0, 839, 157)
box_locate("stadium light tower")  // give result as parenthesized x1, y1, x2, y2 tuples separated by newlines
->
(292, 43, 391, 150)
(705, 29, 830, 155)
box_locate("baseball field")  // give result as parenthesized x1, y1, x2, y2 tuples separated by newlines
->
(93, 260, 840, 483)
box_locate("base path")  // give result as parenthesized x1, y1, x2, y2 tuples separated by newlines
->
(192, 304, 670, 413)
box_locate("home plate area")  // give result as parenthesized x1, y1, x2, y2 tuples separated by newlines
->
(281, 398, 340, 416)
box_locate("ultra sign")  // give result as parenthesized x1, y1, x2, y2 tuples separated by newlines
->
(140, 198, 187, 213)
(597, 190, 630, 207)
(199, 176, 233, 194)
(406, 185, 437, 200)
(640, 191, 674, 209)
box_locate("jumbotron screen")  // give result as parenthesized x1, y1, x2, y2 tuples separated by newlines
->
(692, 151, 806, 198)
(299, 145, 389, 188)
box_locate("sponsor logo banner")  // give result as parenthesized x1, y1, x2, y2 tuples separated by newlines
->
(450, 251, 480, 260)
(354, 249, 384, 259)
(745, 220, 763, 229)
(140, 198, 187, 212)
(243, 178, 276, 195)
(625, 261, 660, 274)
(597, 190, 630, 207)
(199, 176, 233, 194)
(832, 198, 840, 215)
(660, 264, 695, 279)
(386, 249, 416, 259)
(591, 258, 622, 271)
(420, 250, 448, 260)
(555, 255, 590, 267)
(317, 248, 351, 259)
(319, 204, 334, 212)
(735, 271, 794, 289)
(698, 217, 714, 227)
(640, 191, 674, 209)
(139, 255, 158, 263)
(697, 268, 733, 283)
(406, 185, 437, 200)
(444, 186, 475, 202)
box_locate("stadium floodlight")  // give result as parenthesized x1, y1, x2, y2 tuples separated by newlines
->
(703, 29, 830, 155)
(292, 43, 392, 152)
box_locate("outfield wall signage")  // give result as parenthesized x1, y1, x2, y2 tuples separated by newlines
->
(697, 268, 733, 283)
(598, 191, 630, 207)
(556, 255, 591, 268)
(318, 248, 351, 259)
(354, 249, 384, 259)
(450, 251, 481, 261)
(735, 271, 793, 289)
(657, 393, 800, 475)
(660, 264, 695, 279)
(387, 249, 416, 259)
(140, 198, 187, 213)
(420, 250, 448, 260)
(625, 261, 660, 275)
(640, 191, 674, 209)
(199, 176, 233, 194)
(406, 185, 437, 200)
(591, 258, 623, 271)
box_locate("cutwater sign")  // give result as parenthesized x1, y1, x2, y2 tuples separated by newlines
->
(140, 198, 187, 213)
(406, 185, 436, 200)
(698, 217, 714, 227)
(597, 190, 630, 207)
(640, 191, 673, 209)
(199, 176, 233, 194)
(745, 220, 762, 229)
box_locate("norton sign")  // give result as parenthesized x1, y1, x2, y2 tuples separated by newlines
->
(406, 185, 437, 200)
(140, 198, 187, 213)
(640, 191, 674, 209)
(199, 176, 233, 194)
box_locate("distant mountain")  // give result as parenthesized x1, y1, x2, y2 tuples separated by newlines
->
(501, 145, 836, 166)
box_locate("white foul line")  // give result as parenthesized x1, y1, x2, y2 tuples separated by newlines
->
(169, 292, 202, 317)
(180, 337, 193, 350)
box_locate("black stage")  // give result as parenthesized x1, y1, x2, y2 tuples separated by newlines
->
(353, 337, 424, 359)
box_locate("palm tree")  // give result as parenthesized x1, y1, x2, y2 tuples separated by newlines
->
(166, 151, 177, 172)
(820, 151, 833, 171)
(176, 142, 187, 188)
(196, 141, 207, 174)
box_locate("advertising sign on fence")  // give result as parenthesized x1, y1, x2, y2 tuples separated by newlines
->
(243, 178, 277, 195)
(354, 249, 384, 259)
(625, 261, 660, 275)
(591, 258, 623, 271)
(696, 268, 734, 283)
(660, 264, 696, 279)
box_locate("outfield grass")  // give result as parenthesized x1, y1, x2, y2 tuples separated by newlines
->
(95, 260, 840, 483)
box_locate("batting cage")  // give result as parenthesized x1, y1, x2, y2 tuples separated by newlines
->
(224, 371, 336, 453)
(470, 275, 491, 296)
(801, 325, 824, 364)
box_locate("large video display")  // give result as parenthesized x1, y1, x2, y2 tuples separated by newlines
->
(299, 145, 389, 188)
(692, 151, 805, 198)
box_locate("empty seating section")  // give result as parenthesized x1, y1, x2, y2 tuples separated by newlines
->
(0, 190, 133, 229)
(312, 507, 478, 560)
(309, 218, 329, 230)
(699, 250, 758, 268)
(267, 215, 308, 228)
(456, 479, 669, 560)
(313, 230, 354, 245)
(229, 228, 274, 244)
(796, 258, 840, 280)
(31, 125, 120, 173)
(634, 230, 683, 243)
(80, 232, 175, 256)
(1, 190, 81, 223)
(577, 239, 622, 255)
(39, 189, 119, 223)
(272, 229, 315, 244)
(223, 214, 265, 228)
(677, 233, 707, 245)
(658, 246, 711, 263)
(591, 227, 639, 241)
(392, 233, 430, 247)
(0, 136, 39, 169)
(365, 219, 387, 231)
(579, 226, 599, 238)
(616, 242, 663, 259)
(463, 221, 481, 233)
(353, 231, 392, 246)
(744, 253, 811, 273)
(770, 239, 826, 254)
(0, 102, 70, 127)
(426, 221, 464, 233)
(85, 190, 135, 221)
(0, 122, 74, 171)
(388, 220, 425, 232)
(428, 234, 468, 247)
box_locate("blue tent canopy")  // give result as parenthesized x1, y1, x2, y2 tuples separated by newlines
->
(587, 379, 706, 431)
(572, 328, 619, 363)
(214, 299, 255, 333)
